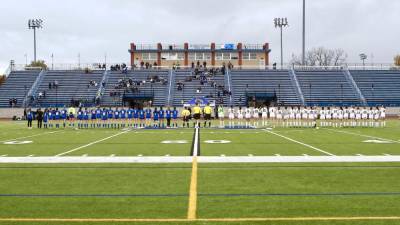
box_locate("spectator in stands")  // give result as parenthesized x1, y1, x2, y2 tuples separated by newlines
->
(191, 62, 195, 69)
(228, 61, 233, 70)
(273, 63, 277, 70)
(203, 61, 207, 68)
(140, 61, 145, 68)
(49, 82, 52, 89)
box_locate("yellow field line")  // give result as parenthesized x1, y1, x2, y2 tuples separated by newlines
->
(1, 216, 400, 222)
(187, 156, 198, 220)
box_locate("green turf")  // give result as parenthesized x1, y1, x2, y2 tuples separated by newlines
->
(1, 120, 400, 225)
(198, 163, 400, 218)
(0, 164, 191, 219)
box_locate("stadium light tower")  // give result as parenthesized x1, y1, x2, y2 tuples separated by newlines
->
(28, 19, 44, 62)
(302, 0, 306, 65)
(274, 17, 289, 69)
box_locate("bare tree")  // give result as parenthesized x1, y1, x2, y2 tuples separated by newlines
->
(291, 47, 347, 66)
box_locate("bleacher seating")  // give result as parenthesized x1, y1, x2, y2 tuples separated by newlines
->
(173, 69, 227, 106)
(296, 70, 361, 106)
(230, 70, 301, 106)
(34, 70, 104, 107)
(101, 70, 169, 106)
(0, 70, 40, 107)
(350, 70, 400, 106)
(1, 68, 400, 108)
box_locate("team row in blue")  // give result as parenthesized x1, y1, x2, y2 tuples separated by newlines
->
(39, 107, 180, 129)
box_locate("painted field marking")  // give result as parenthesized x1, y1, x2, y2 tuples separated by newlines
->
(325, 128, 400, 144)
(303, 154, 309, 157)
(221, 154, 226, 157)
(110, 154, 115, 157)
(356, 154, 364, 156)
(384, 154, 391, 156)
(1, 156, 400, 163)
(275, 154, 281, 156)
(3, 140, 33, 145)
(138, 154, 143, 157)
(1, 216, 400, 222)
(0, 155, 7, 157)
(27, 155, 34, 157)
(0, 131, 61, 143)
(55, 130, 130, 157)
(165, 154, 170, 157)
(264, 129, 335, 156)
(187, 157, 198, 220)
(248, 154, 253, 157)
(82, 154, 88, 157)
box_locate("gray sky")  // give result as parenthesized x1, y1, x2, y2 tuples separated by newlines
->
(0, 0, 399, 73)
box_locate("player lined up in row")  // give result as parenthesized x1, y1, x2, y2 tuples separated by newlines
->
(224, 106, 387, 128)
(25, 105, 387, 129)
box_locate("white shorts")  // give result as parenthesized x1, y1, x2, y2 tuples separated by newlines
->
(362, 114, 367, 119)
(302, 114, 308, 119)
(350, 113, 355, 119)
(262, 113, 268, 118)
(368, 114, 374, 119)
(277, 114, 282, 119)
(245, 114, 251, 119)
(320, 115, 326, 120)
(381, 113, 385, 118)
(356, 115, 361, 120)
(290, 114, 295, 119)
(238, 114, 243, 119)
(253, 114, 259, 118)
(284, 115, 289, 120)
(228, 113, 234, 119)
(374, 115, 379, 120)
(296, 114, 301, 119)
(338, 115, 343, 120)
(270, 113, 276, 118)
(219, 113, 225, 119)
(326, 115, 332, 120)
(344, 113, 349, 119)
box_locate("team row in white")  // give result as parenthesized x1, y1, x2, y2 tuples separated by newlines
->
(221, 106, 386, 128)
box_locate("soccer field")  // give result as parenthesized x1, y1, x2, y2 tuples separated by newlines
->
(1, 120, 400, 225)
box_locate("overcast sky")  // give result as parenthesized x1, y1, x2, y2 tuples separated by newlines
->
(0, 0, 399, 73)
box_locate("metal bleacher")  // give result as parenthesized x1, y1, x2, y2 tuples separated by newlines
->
(0, 70, 40, 107)
(230, 69, 301, 106)
(295, 70, 361, 106)
(350, 70, 400, 106)
(101, 70, 169, 106)
(34, 70, 104, 107)
(172, 69, 227, 106)
(2, 67, 400, 108)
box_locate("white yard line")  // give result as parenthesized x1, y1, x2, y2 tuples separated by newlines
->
(324, 128, 400, 144)
(192, 127, 199, 157)
(0, 131, 61, 143)
(54, 130, 130, 157)
(1, 156, 400, 163)
(264, 129, 335, 156)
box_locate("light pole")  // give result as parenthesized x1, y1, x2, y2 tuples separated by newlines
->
(274, 17, 289, 69)
(51, 53, 54, 70)
(28, 19, 43, 62)
(302, 0, 306, 65)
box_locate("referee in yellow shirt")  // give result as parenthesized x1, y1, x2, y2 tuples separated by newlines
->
(192, 103, 202, 128)
(181, 107, 191, 128)
(203, 103, 213, 128)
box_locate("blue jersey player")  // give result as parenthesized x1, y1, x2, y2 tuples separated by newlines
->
(159, 107, 165, 128)
(139, 108, 145, 128)
(153, 108, 159, 128)
(166, 107, 172, 128)
(145, 108, 152, 127)
(172, 107, 179, 128)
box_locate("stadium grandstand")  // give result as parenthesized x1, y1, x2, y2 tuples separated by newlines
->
(1, 43, 400, 109)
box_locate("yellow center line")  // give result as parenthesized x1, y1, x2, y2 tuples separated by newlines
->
(187, 156, 198, 220)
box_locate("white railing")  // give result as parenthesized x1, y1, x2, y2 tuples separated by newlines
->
(9, 63, 400, 72)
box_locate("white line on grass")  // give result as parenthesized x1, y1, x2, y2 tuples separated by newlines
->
(264, 129, 335, 156)
(0, 131, 61, 143)
(0, 155, 7, 157)
(2, 156, 400, 163)
(192, 126, 199, 156)
(54, 130, 130, 157)
(324, 128, 400, 144)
